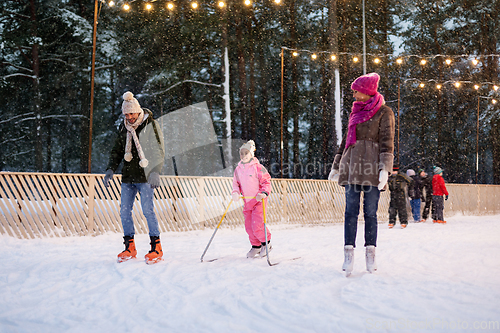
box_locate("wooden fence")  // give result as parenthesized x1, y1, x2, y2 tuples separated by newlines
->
(0, 172, 499, 239)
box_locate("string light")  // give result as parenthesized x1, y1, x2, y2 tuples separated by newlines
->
(420, 59, 427, 66)
(445, 59, 452, 65)
(292, 51, 299, 57)
(167, 2, 174, 9)
(331, 55, 336, 61)
(123, 3, 130, 10)
(191, 2, 198, 9)
(396, 58, 403, 65)
(493, 99, 498, 104)
(373, 58, 381, 64)
(244, 0, 251, 5)
(274, 0, 281, 4)
(146, 3, 153, 10)
(419, 83, 425, 88)
(353, 56, 359, 63)
(472, 59, 479, 66)
(311, 54, 317, 60)
(494, 85, 499, 91)
(436, 84, 442, 90)
(108, 1, 115, 7)
(218, 1, 225, 8)
(455, 82, 461, 88)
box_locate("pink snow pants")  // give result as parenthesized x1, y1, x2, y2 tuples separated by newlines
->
(243, 199, 271, 246)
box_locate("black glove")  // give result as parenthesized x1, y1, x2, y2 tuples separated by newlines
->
(103, 169, 113, 188)
(148, 172, 160, 189)
(445, 195, 449, 200)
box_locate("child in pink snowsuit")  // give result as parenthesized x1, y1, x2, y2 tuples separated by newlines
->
(231, 140, 272, 258)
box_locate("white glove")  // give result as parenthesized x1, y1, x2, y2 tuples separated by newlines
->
(256, 192, 267, 202)
(328, 169, 340, 182)
(378, 170, 389, 190)
(231, 193, 240, 202)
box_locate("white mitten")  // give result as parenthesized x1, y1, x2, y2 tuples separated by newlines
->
(231, 193, 240, 202)
(328, 169, 340, 182)
(378, 170, 389, 190)
(256, 192, 267, 202)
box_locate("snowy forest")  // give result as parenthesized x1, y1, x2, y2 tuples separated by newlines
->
(1, 0, 499, 183)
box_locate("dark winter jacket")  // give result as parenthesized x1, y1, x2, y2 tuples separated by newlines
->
(106, 109, 165, 183)
(420, 174, 433, 201)
(388, 171, 412, 197)
(333, 104, 395, 188)
(409, 175, 423, 199)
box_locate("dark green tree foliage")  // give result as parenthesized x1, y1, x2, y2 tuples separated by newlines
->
(0, 0, 498, 183)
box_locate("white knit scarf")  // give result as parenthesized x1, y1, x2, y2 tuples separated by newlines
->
(124, 110, 149, 168)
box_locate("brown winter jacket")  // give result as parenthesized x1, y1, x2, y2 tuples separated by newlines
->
(332, 104, 395, 188)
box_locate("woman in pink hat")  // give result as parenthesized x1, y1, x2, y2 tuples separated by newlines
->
(328, 73, 395, 276)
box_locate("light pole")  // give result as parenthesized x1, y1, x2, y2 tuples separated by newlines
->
(88, 0, 98, 173)
(476, 96, 498, 183)
(280, 47, 284, 178)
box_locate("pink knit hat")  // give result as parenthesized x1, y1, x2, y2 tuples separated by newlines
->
(122, 91, 142, 114)
(351, 73, 380, 96)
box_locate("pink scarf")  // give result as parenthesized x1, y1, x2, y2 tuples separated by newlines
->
(345, 92, 385, 149)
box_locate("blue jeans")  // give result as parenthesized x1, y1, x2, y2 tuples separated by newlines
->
(410, 198, 421, 221)
(121, 183, 160, 237)
(344, 184, 380, 247)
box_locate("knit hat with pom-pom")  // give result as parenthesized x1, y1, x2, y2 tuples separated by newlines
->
(239, 140, 256, 157)
(351, 72, 380, 96)
(122, 91, 142, 114)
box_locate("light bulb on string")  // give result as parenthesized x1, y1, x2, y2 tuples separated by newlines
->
(436, 84, 442, 90)
(373, 58, 381, 64)
(218, 1, 226, 8)
(492, 99, 497, 104)
(331, 55, 336, 61)
(123, 3, 130, 10)
(167, 2, 174, 9)
(445, 59, 452, 65)
(396, 58, 403, 65)
(420, 59, 427, 66)
(244, 0, 251, 5)
(494, 85, 499, 91)
(455, 82, 461, 88)
(146, 3, 153, 10)
(311, 54, 317, 60)
(292, 51, 299, 57)
(472, 59, 479, 66)
(274, 0, 281, 4)
(108, 1, 115, 7)
(474, 84, 480, 90)
(191, 2, 198, 9)
(419, 83, 425, 88)
(353, 56, 359, 63)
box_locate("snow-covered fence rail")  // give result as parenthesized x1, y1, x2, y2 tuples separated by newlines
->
(0, 172, 498, 239)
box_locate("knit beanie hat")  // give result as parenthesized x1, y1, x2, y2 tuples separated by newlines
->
(122, 91, 142, 114)
(239, 140, 256, 157)
(433, 166, 443, 175)
(351, 72, 380, 96)
(393, 163, 399, 171)
(407, 169, 415, 177)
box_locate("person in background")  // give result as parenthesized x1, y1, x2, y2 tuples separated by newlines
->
(432, 166, 449, 223)
(328, 72, 395, 276)
(104, 91, 165, 264)
(419, 169, 433, 222)
(388, 164, 413, 229)
(407, 169, 422, 223)
(232, 140, 272, 259)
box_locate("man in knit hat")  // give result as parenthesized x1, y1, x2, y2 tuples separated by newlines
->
(104, 91, 165, 264)
(431, 166, 449, 223)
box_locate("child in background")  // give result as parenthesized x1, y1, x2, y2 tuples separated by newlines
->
(231, 140, 272, 258)
(388, 164, 413, 228)
(432, 166, 449, 223)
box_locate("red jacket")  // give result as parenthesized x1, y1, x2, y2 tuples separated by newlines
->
(432, 174, 449, 196)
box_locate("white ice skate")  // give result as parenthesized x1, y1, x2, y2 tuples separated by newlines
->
(342, 245, 354, 277)
(247, 247, 262, 258)
(259, 242, 272, 258)
(365, 245, 377, 273)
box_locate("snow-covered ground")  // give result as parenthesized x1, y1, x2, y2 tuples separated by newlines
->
(1, 215, 499, 333)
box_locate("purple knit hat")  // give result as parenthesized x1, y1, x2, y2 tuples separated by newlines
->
(351, 73, 380, 96)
